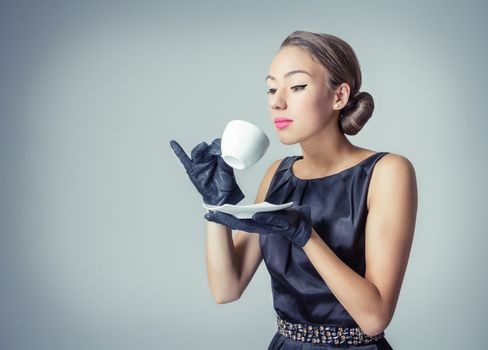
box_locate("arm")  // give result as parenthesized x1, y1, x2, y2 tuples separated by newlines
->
(301, 154, 418, 336)
(205, 159, 283, 304)
(205, 221, 239, 304)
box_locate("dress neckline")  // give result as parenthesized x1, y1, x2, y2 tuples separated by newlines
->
(289, 152, 381, 181)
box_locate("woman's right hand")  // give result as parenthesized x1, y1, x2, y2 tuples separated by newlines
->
(169, 138, 245, 206)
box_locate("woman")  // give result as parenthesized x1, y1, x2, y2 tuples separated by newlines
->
(170, 31, 417, 349)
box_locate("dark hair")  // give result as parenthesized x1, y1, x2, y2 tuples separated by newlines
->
(280, 31, 374, 135)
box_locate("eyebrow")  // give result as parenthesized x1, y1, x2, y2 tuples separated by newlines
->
(265, 69, 312, 81)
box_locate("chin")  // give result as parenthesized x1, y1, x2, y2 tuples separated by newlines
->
(277, 133, 301, 145)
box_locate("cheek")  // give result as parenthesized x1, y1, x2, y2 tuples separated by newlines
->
(296, 92, 328, 122)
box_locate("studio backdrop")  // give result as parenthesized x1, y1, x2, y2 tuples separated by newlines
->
(0, 0, 486, 349)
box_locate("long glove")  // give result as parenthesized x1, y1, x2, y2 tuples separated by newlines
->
(204, 205, 313, 247)
(170, 138, 245, 206)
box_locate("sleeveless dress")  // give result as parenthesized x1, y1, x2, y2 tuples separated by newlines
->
(259, 152, 394, 349)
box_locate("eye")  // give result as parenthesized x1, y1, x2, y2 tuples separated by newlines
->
(291, 84, 307, 91)
(267, 85, 307, 95)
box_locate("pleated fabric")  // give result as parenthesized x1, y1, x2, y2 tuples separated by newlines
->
(260, 153, 393, 349)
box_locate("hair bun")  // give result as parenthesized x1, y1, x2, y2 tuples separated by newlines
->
(339, 91, 374, 135)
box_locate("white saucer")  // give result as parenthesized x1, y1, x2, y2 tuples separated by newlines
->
(202, 201, 294, 219)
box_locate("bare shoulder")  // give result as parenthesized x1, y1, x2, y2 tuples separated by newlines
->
(266, 157, 284, 175)
(375, 153, 415, 175)
(256, 158, 284, 201)
(367, 153, 417, 210)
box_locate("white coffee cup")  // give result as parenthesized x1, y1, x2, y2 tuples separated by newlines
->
(221, 120, 270, 169)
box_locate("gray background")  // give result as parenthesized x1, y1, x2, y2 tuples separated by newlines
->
(0, 0, 486, 349)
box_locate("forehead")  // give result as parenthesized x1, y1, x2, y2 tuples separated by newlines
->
(268, 46, 325, 79)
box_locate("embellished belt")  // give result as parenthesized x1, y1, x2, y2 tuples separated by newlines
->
(276, 314, 385, 346)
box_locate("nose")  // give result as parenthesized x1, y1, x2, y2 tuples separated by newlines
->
(270, 90, 287, 110)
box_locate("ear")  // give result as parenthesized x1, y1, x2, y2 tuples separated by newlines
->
(333, 82, 351, 110)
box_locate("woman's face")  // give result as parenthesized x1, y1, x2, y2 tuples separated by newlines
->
(266, 45, 336, 145)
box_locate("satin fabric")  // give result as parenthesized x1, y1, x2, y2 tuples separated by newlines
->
(260, 153, 393, 349)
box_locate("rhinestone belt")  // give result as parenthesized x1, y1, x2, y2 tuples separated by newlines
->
(276, 314, 385, 346)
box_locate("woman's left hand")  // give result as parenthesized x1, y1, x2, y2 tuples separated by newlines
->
(204, 205, 313, 247)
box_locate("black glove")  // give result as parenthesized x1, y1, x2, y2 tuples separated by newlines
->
(204, 205, 313, 247)
(170, 138, 245, 206)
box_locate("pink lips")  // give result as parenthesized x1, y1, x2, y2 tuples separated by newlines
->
(274, 117, 293, 129)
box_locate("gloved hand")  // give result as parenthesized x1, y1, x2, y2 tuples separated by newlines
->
(170, 138, 245, 206)
(204, 205, 313, 247)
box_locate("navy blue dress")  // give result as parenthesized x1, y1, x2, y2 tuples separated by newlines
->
(259, 152, 394, 349)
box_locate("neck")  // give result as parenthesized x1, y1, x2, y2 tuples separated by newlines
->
(298, 121, 359, 176)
